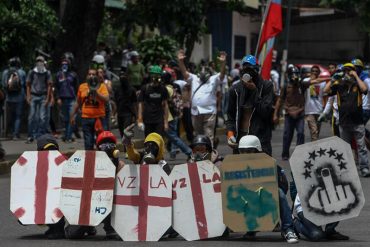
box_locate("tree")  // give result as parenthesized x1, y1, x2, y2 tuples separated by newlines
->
(52, 0, 105, 79)
(0, 0, 59, 68)
(137, 35, 178, 65)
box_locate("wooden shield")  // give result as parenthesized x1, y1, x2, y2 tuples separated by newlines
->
(112, 165, 172, 241)
(60, 150, 116, 226)
(221, 153, 279, 232)
(171, 160, 225, 241)
(10, 151, 66, 224)
(290, 136, 365, 226)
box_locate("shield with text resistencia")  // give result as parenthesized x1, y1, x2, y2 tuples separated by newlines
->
(221, 153, 279, 233)
(112, 164, 172, 241)
(171, 160, 226, 241)
(60, 150, 116, 226)
(10, 151, 66, 225)
(290, 136, 365, 226)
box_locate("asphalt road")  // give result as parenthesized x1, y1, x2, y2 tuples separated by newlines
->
(1, 123, 370, 247)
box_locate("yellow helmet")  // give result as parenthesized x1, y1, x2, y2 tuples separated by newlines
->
(351, 58, 364, 68)
(342, 63, 355, 70)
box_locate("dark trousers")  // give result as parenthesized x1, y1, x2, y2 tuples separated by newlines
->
(182, 107, 194, 142)
(282, 115, 305, 158)
(144, 122, 164, 137)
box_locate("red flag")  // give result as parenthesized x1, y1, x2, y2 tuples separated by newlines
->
(257, 0, 283, 80)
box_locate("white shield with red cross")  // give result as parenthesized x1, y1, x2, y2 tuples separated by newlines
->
(171, 160, 225, 241)
(112, 165, 172, 241)
(10, 151, 66, 225)
(60, 150, 116, 226)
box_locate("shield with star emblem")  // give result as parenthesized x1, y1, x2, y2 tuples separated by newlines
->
(290, 136, 365, 226)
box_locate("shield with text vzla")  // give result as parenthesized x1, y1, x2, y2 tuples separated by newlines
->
(112, 165, 172, 241)
(290, 136, 365, 226)
(60, 150, 116, 226)
(10, 151, 66, 225)
(171, 160, 225, 241)
(221, 153, 279, 232)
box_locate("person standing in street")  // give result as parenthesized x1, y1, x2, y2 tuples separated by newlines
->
(55, 57, 79, 142)
(1, 57, 26, 140)
(127, 51, 145, 90)
(137, 65, 169, 137)
(226, 55, 274, 155)
(70, 69, 109, 150)
(177, 50, 227, 144)
(26, 56, 53, 143)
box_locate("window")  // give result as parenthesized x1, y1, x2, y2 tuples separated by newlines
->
(234, 35, 246, 59)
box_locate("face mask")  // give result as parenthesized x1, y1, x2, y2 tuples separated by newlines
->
(36, 61, 45, 73)
(199, 71, 211, 83)
(62, 64, 69, 73)
(151, 76, 161, 86)
(192, 152, 210, 161)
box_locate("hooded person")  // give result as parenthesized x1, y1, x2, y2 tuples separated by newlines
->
(237, 135, 298, 244)
(189, 135, 223, 168)
(123, 129, 171, 174)
(35, 134, 65, 239)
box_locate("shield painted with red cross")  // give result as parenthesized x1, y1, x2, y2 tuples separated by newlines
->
(10, 151, 66, 225)
(60, 150, 115, 226)
(171, 160, 225, 241)
(112, 165, 172, 241)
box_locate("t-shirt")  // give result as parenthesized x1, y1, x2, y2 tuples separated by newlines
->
(303, 78, 325, 115)
(138, 84, 168, 124)
(329, 80, 365, 126)
(26, 69, 52, 95)
(188, 73, 222, 115)
(127, 63, 145, 87)
(77, 82, 109, 118)
(280, 81, 306, 118)
(114, 85, 137, 117)
(55, 70, 78, 99)
(362, 77, 370, 110)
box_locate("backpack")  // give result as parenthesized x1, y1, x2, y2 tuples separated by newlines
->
(6, 68, 22, 92)
(168, 84, 183, 118)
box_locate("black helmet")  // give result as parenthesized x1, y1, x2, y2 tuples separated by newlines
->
(190, 135, 212, 152)
(287, 65, 299, 76)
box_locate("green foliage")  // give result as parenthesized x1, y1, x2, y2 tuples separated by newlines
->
(320, 0, 370, 33)
(0, 0, 60, 68)
(137, 35, 178, 65)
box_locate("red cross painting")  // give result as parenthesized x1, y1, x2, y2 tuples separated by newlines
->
(60, 150, 116, 226)
(112, 165, 172, 241)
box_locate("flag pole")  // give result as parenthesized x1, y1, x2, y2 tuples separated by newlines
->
(280, 0, 293, 88)
(255, 0, 273, 57)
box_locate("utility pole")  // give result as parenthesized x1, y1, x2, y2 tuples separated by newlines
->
(280, 0, 293, 87)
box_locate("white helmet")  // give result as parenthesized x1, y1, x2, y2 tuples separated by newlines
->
(92, 54, 105, 64)
(238, 135, 262, 151)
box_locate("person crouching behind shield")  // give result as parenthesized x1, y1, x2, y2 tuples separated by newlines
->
(238, 135, 299, 244)
(189, 135, 223, 168)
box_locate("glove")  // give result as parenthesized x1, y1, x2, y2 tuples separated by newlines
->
(318, 113, 327, 123)
(227, 135, 238, 149)
(137, 122, 145, 132)
(122, 123, 135, 146)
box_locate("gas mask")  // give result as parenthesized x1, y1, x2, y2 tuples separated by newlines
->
(142, 141, 159, 164)
(192, 152, 210, 162)
(289, 73, 300, 84)
(151, 76, 162, 87)
(36, 61, 46, 73)
(198, 67, 212, 83)
(98, 142, 120, 165)
(88, 76, 99, 92)
(241, 65, 258, 81)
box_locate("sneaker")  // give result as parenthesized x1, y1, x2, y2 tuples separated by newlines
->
(326, 231, 349, 241)
(25, 137, 34, 144)
(361, 168, 370, 177)
(282, 230, 299, 244)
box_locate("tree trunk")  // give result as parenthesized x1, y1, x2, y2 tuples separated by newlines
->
(52, 0, 105, 80)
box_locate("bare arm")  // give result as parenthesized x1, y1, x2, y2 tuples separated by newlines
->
(351, 70, 367, 93)
(26, 82, 31, 104)
(137, 102, 143, 123)
(218, 51, 227, 82)
(177, 49, 189, 81)
(163, 100, 169, 130)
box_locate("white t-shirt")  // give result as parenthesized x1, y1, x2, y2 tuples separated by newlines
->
(188, 73, 223, 115)
(304, 78, 326, 115)
(362, 78, 370, 110)
(173, 79, 187, 91)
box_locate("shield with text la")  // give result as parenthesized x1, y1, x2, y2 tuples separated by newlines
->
(171, 160, 225, 241)
(10, 151, 66, 224)
(221, 153, 279, 232)
(60, 150, 116, 226)
(290, 136, 365, 226)
(112, 165, 172, 241)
